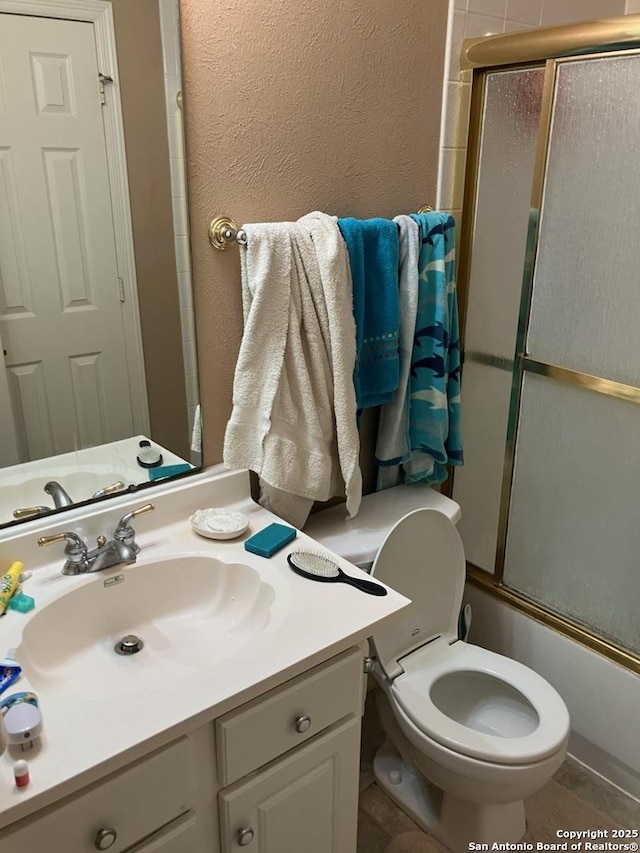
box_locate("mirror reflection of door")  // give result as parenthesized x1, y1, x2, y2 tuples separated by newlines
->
(0, 12, 147, 467)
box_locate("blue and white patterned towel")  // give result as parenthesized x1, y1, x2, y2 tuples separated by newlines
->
(400, 211, 463, 484)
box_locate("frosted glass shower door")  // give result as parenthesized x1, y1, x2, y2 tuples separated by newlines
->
(526, 53, 640, 385)
(452, 67, 544, 573)
(504, 373, 640, 654)
(502, 53, 640, 656)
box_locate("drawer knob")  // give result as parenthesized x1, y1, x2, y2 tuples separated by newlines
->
(294, 714, 311, 734)
(237, 827, 255, 846)
(95, 828, 118, 850)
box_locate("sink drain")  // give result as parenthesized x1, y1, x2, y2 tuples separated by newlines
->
(114, 634, 144, 656)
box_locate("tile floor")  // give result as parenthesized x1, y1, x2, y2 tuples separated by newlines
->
(358, 691, 640, 853)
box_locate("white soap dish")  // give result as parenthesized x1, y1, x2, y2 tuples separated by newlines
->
(190, 508, 249, 540)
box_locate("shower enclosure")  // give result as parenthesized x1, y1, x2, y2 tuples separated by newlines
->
(452, 17, 640, 672)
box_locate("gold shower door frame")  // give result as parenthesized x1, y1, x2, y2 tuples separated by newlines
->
(454, 17, 640, 673)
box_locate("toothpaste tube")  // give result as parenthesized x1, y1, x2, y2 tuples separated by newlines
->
(0, 650, 21, 697)
(0, 562, 23, 615)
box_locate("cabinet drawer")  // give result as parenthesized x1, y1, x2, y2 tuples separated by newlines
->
(216, 646, 363, 786)
(125, 810, 198, 853)
(0, 737, 195, 853)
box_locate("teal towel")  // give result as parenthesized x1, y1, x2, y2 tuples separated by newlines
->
(337, 217, 399, 409)
(400, 212, 463, 484)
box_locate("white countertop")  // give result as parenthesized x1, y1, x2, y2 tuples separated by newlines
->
(0, 469, 409, 829)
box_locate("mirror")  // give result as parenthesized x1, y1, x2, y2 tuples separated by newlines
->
(0, 0, 200, 528)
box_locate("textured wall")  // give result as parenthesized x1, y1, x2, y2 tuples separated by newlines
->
(180, 0, 449, 465)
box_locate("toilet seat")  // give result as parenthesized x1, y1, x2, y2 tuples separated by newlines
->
(390, 639, 570, 765)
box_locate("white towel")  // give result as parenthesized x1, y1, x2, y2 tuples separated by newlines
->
(223, 212, 362, 528)
(191, 404, 202, 454)
(375, 214, 420, 488)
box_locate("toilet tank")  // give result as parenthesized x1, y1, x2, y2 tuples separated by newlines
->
(303, 485, 461, 568)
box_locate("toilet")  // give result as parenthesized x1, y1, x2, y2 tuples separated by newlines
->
(304, 485, 570, 852)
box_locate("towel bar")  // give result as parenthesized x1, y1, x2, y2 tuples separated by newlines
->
(209, 206, 435, 251)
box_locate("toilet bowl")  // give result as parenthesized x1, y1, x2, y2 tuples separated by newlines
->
(304, 486, 570, 853)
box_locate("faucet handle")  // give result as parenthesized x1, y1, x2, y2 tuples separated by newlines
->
(38, 531, 89, 575)
(92, 481, 125, 500)
(14, 506, 52, 520)
(38, 531, 85, 551)
(114, 503, 155, 553)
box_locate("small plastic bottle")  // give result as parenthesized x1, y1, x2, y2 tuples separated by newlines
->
(136, 440, 163, 469)
(14, 759, 29, 788)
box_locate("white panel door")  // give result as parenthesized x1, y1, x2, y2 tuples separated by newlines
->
(0, 13, 135, 463)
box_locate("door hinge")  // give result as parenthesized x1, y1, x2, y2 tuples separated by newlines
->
(118, 277, 125, 303)
(98, 72, 114, 106)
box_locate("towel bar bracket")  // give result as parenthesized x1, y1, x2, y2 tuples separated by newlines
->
(208, 216, 247, 251)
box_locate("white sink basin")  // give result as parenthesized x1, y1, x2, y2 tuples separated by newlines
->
(18, 555, 275, 701)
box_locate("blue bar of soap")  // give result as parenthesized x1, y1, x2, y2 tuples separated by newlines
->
(8, 594, 35, 613)
(244, 523, 296, 557)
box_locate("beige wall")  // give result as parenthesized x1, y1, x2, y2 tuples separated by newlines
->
(180, 0, 449, 471)
(112, 0, 189, 457)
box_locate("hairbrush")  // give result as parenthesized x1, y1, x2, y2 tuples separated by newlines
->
(287, 549, 387, 596)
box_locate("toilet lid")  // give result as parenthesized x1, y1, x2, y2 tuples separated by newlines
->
(370, 509, 466, 679)
(391, 641, 570, 764)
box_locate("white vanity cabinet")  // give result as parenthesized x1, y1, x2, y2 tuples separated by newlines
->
(216, 646, 363, 853)
(0, 646, 365, 853)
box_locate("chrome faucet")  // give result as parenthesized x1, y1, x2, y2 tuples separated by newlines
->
(44, 481, 74, 508)
(12, 480, 72, 520)
(38, 503, 155, 575)
(13, 481, 126, 520)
